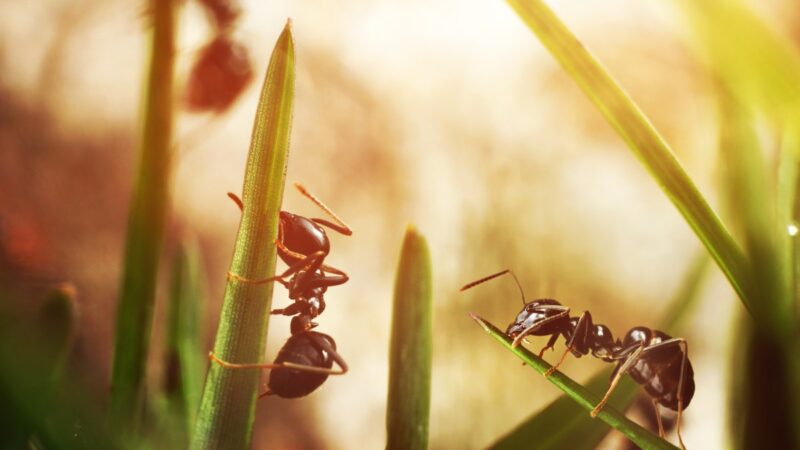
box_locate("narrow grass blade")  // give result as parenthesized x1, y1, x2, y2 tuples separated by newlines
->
(386, 225, 433, 450)
(164, 237, 205, 442)
(191, 20, 294, 450)
(717, 91, 792, 333)
(729, 313, 800, 450)
(674, 0, 800, 122)
(505, 0, 756, 320)
(488, 254, 709, 450)
(489, 370, 638, 450)
(471, 315, 679, 450)
(110, 0, 179, 433)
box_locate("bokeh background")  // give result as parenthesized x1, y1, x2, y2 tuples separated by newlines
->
(2, 0, 798, 448)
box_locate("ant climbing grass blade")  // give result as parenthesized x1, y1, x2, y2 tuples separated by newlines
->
(470, 314, 680, 450)
(504, 0, 759, 325)
(191, 20, 295, 450)
(386, 225, 433, 450)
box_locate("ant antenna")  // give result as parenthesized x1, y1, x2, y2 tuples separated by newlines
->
(294, 183, 353, 235)
(460, 269, 528, 305)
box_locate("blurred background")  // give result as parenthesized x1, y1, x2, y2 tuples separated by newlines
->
(2, 0, 798, 448)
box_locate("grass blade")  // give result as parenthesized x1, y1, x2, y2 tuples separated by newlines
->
(488, 255, 709, 450)
(110, 0, 179, 433)
(191, 20, 294, 450)
(386, 225, 433, 450)
(488, 370, 638, 450)
(471, 315, 679, 450)
(164, 237, 205, 442)
(505, 0, 757, 321)
(674, 0, 800, 122)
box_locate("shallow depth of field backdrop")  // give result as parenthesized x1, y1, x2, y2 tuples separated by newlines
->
(2, 0, 798, 449)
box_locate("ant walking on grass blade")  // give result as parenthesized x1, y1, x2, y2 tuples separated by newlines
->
(209, 183, 351, 398)
(227, 182, 352, 330)
(461, 269, 694, 450)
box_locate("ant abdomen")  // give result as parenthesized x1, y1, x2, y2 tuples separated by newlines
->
(268, 332, 338, 398)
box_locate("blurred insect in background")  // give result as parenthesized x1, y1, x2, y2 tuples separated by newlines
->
(461, 269, 694, 450)
(184, 0, 253, 113)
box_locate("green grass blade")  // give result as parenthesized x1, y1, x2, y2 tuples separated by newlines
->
(488, 254, 709, 450)
(110, 0, 179, 433)
(191, 20, 294, 450)
(471, 315, 679, 450)
(386, 225, 433, 450)
(718, 91, 792, 333)
(164, 237, 205, 441)
(674, 0, 800, 122)
(488, 370, 638, 450)
(505, 0, 757, 320)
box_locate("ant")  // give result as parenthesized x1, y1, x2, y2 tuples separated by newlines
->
(227, 182, 352, 330)
(461, 269, 694, 450)
(209, 315, 348, 398)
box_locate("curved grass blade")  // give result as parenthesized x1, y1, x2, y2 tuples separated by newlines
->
(471, 315, 679, 450)
(488, 255, 709, 450)
(110, 0, 179, 433)
(386, 225, 433, 450)
(191, 20, 294, 450)
(505, 0, 757, 323)
(674, 0, 800, 122)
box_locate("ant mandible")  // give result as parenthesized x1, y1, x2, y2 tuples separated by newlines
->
(209, 315, 348, 398)
(461, 269, 694, 450)
(227, 183, 352, 329)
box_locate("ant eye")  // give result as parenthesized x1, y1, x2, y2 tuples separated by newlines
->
(526, 304, 536, 312)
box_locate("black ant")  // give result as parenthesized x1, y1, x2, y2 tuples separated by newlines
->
(461, 269, 694, 450)
(227, 183, 352, 331)
(209, 316, 348, 398)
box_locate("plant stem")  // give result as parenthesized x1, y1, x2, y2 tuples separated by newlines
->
(110, 0, 178, 434)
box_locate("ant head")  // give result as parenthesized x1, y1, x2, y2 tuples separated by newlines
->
(505, 299, 565, 338)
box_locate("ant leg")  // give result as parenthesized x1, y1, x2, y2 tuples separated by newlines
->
(460, 269, 528, 306)
(227, 192, 244, 211)
(209, 347, 347, 376)
(538, 334, 559, 358)
(673, 340, 689, 450)
(511, 307, 570, 348)
(545, 311, 592, 377)
(304, 333, 349, 375)
(652, 398, 665, 438)
(294, 182, 353, 235)
(591, 343, 645, 417)
(318, 263, 349, 279)
(228, 251, 327, 286)
(271, 301, 304, 316)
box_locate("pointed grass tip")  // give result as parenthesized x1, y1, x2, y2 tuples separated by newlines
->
(469, 312, 491, 332)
